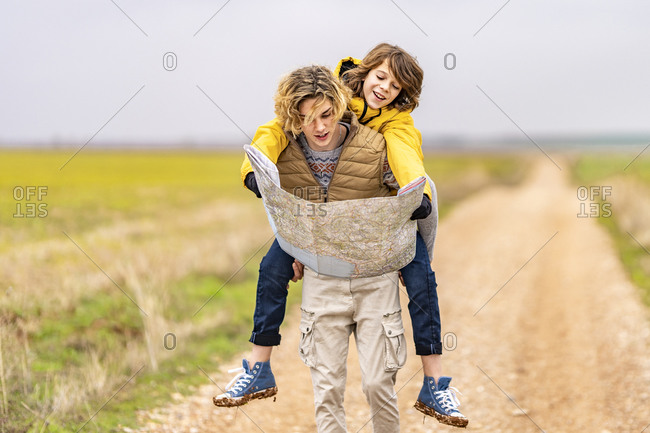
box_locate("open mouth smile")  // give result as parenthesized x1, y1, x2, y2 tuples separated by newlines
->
(373, 91, 386, 101)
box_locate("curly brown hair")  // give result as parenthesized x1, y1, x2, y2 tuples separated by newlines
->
(274, 65, 351, 137)
(342, 43, 423, 112)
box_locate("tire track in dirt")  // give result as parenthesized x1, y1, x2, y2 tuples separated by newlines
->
(132, 158, 650, 433)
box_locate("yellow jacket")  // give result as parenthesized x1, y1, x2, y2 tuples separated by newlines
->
(240, 57, 431, 198)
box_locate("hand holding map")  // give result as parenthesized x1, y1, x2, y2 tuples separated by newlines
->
(245, 145, 426, 278)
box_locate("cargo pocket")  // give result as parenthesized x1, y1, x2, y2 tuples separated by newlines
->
(382, 310, 407, 371)
(298, 309, 316, 368)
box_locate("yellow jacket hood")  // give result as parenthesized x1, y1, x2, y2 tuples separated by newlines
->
(334, 56, 361, 80)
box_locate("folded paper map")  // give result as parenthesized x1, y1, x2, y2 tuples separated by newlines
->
(245, 145, 425, 278)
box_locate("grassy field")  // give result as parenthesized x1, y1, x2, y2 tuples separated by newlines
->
(0, 150, 529, 432)
(569, 153, 650, 305)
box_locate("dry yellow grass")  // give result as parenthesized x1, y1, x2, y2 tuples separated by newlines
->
(1, 196, 273, 427)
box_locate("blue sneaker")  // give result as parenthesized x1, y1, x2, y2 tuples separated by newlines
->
(414, 376, 468, 428)
(213, 359, 277, 407)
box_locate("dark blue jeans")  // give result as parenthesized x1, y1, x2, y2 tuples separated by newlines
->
(400, 232, 442, 355)
(249, 233, 443, 355)
(249, 239, 295, 346)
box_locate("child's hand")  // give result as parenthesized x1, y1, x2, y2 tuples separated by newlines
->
(244, 172, 262, 198)
(291, 260, 304, 282)
(410, 194, 432, 220)
(399, 271, 405, 287)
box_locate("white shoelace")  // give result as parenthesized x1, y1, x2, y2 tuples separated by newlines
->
(434, 386, 463, 414)
(223, 367, 253, 395)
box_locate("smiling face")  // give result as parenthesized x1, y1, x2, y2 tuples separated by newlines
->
(298, 97, 340, 151)
(362, 59, 403, 110)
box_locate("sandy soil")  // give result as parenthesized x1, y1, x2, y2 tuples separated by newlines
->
(130, 159, 650, 433)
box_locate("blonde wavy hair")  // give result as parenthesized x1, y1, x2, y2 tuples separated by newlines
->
(342, 43, 423, 112)
(274, 65, 351, 137)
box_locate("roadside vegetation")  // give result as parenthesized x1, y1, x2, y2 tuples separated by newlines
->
(570, 153, 650, 305)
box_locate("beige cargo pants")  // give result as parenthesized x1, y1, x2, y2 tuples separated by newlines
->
(299, 268, 407, 433)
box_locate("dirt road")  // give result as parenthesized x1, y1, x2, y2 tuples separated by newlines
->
(132, 159, 650, 432)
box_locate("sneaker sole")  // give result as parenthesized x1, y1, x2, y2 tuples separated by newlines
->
(414, 400, 468, 428)
(213, 386, 278, 407)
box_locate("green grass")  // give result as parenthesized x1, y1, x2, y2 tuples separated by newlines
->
(29, 292, 143, 372)
(51, 269, 303, 432)
(0, 150, 255, 432)
(11, 258, 302, 432)
(0, 149, 529, 432)
(0, 150, 245, 248)
(570, 153, 650, 305)
(571, 153, 650, 184)
(1, 150, 525, 243)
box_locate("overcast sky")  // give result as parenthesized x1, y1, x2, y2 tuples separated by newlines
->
(1, 0, 649, 146)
